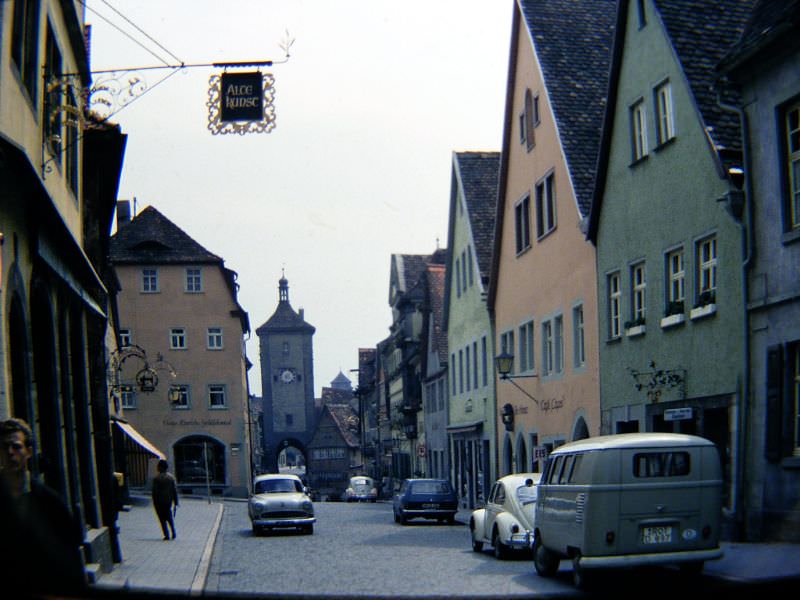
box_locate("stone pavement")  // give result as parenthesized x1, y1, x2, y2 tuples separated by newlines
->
(94, 494, 223, 594)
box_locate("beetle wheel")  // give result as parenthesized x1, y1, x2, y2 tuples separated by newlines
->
(532, 536, 559, 577)
(492, 530, 510, 560)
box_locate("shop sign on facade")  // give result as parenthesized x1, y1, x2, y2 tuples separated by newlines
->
(207, 70, 276, 135)
(664, 407, 693, 421)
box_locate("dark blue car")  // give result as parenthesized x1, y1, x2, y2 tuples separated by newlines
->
(392, 478, 458, 525)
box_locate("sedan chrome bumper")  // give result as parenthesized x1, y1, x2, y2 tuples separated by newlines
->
(251, 516, 316, 528)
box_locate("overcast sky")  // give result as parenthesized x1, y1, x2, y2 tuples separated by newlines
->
(86, 0, 511, 396)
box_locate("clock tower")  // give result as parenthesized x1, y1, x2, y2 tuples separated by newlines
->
(256, 275, 316, 473)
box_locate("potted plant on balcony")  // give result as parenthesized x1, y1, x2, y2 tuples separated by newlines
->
(624, 317, 646, 337)
(660, 300, 686, 328)
(690, 291, 717, 320)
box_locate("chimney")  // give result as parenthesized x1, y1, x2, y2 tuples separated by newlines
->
(299, 308, 305, 321)
(116, 200, 131, 228)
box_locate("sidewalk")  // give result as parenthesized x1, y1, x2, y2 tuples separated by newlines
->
(95, 494, 223, 594)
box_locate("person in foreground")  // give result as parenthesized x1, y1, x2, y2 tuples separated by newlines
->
(152, 458, 179, 540)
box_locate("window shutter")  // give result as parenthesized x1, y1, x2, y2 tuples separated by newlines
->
(765, 345, 783, 462)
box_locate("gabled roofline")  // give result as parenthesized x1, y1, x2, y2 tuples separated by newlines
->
(442, 152, 461, 331)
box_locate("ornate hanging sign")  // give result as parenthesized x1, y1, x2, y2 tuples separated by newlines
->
(207, 70, 276, 135)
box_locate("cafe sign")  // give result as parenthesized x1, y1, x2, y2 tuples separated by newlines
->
(207, 70, 276, 135)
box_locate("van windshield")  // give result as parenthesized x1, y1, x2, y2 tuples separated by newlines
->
(633, 451, 690, 477)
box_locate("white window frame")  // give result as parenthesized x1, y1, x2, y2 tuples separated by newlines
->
(142, 268, 158, 293)
(524, 88, 535, 150)
(631, 262, 646, 323)
(518, 320, 535, 373)
(631, 99, 648, 161)
(786, 101, 800, 229)
(515, 194, 531, 254)
(121, 386, 136, 410)
(170, 327, 187, 350)
(481, 335, 488, 387)
(542, 320, 554, 376)
(535, 172, 557, 239)
(573, 304, 585, 368)
(171, 385, 190, 410)
(472, 340, 478, 389)
(185, 267, 203, 292)
(655, 81, 675, 145)
(609, 272, 622, 339)
(667, 248, 685, 304)
(697, 236, 717, 300)
(465, 344, 471, 392)
(119, 328, 132, 347)
(455, 257, 462, 298)
(208, 384, 227, 409)
(554, 315, 564, 374)
(207, 327, 223, 350)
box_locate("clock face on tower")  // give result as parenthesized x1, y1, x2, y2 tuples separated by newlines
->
(279, 369, 296, 384)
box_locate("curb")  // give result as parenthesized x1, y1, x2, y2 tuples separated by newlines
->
(190, 502, 224, 595)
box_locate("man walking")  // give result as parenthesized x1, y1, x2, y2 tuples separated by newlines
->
(152, 458, 179, 540)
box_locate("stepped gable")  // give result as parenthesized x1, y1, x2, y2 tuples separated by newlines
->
(652, 0, 754, 156)
(110, 205, 222, 264)
(519, 0, 616, 216)
(455, 151, 499, 282)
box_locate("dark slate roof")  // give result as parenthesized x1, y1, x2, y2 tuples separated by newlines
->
(397, 254, 429, 294)
(717, 0, 800, 72)
(326, 403, 360, 448)
(109, 205, 222, 264)
(455, 152, 500, 281)
(425, 265, 448, 365)
(653, 0, 754, 155)
(255, 278, 315, 335)
(519, 0, 616, 216)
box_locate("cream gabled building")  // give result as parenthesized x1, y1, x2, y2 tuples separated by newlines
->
(110, 204, 252, 497)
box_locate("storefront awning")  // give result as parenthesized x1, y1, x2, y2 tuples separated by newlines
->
(115, 421, 165, 460)
(446, 420, 484, 435)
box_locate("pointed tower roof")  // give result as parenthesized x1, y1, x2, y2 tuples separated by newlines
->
(331, 371, 352, 390)
(256, 275, 316, 335)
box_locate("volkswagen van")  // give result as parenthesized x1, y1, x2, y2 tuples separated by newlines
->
(532, 433, 723, 588)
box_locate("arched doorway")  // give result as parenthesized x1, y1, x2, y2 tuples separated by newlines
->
(174, 435, 227, 490)
(515, 434, 528, 473)
(277, 438, 307, 478)
(502, 435, 513, 476)
(572, 416, 590, 441)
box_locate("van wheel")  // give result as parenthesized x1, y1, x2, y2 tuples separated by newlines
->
(572, 554, 591, 590)
(532, 537, 559, 577)
(492, 530, 510, 559)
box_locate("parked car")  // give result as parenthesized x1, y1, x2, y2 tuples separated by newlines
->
(345, 476, 378, 502)
(248, 474, 316, 535)
(532, 433, 723, 589)
(470, 473, 541, 559)
(392, 478, 458, 525)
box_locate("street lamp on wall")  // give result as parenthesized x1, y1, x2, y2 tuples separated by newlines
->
(494, 352, 539, 406)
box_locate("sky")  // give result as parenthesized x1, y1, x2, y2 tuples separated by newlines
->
(85, 0, 512, 397)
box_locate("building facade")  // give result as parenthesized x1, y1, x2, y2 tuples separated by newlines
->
(718, 0, 800, 541)
(489, 0, 612, 475)
(588, 0, 752, 535)
(444, 151, 499, 508)
(110, 205, 252, 497)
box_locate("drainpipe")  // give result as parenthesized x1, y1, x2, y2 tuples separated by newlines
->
(717, 86, 754, 540)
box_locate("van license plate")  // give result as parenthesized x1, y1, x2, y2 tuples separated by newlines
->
(642, 526, 672, 544)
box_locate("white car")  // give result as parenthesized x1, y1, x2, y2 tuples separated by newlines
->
(469, 473, 541, 559)
(345, 476, 378, 502)
(249, 474, 316, 535)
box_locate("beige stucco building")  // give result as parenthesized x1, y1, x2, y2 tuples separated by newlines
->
(110, 203, 252, 497)
(488, 0, 615, 473)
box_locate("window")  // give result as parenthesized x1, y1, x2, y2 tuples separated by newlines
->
(631, 262, 646, 324)
(535, 173, 556, 238)
(170, 328, 187, 350)
(11, 0, 41, 103)
(286, 414, 294, 427)
(573, 304, 585, 368)
(142, 269, 158, 293)
(465, 345, 471, 392)
(467, 246, 474, 287)
(697, 236, 717, 303)
(461, 249, 468, 293)
(121, 386, 136, 410)
(515, 195, 531, 254)
(282, 341, 290, 355)
(119, 329, 132, 347)
(637, 0, 647, 27)
(473, 341, 479, 389)
(64, 88, 79, 194)
(459, 349, 464, 394)
(533, 94, 541, 126)
(630, 99, 648, 162)
(171, 385, 190, 409)
(500, 330, 515, 374)
(785, 101, 800, 230)
(455, 258, 461, 298)
(208, 384, 226, 409)
(186, 268, 203, 292)
(523, 89, 535, 150)
(451, 353, 457, 395)
(207, 327, 223, 350)
(554, 315, 564, 373)
(519, 321, 535, 373)
(667, 248, 685, 306)
(481, 335, 488, 387)
(609, 272, 622, 339)
(542, 321, 554, 376)
(43, 24, 62, 162)
(794, 347, 800, 454)
(633, 452, 690, 478)
(654, 81, 674, 145)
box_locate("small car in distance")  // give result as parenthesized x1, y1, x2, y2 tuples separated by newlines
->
(470, 473, 541, 559)
(248, 473, 316, 535)
(345, 476, 378, 502)
(393, 478, 458, 525)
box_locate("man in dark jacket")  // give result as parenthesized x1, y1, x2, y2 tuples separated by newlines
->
(152, 458, 179, 540)
(0, 418, 86, 595)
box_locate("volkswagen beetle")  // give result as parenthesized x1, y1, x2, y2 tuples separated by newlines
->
(469, 473, 540, 559)
(249, 473, 316, 535)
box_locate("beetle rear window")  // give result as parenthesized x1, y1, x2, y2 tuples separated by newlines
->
(633, 451, 690, 477)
